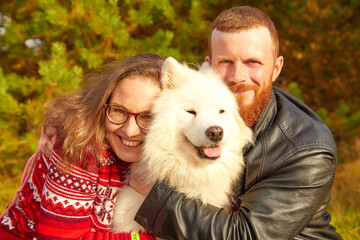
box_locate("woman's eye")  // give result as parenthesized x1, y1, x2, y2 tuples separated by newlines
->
(114, 109, 126, 115)
(139, 114, 153, 121)
(187, 110, 196, 116)
(219, 109, 225, 114)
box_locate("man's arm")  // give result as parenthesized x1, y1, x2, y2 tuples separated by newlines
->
(134, 151, 338, 240)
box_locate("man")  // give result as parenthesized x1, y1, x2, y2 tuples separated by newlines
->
(131, 6, 343, 239)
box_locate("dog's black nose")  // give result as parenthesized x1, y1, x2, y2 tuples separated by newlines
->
(206, 126, 223, 142)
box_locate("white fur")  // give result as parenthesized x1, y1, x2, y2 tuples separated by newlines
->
(111, 186, 146, 232)
(111, 57, 253, 233)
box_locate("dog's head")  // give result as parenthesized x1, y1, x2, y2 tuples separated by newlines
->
(143, 57, 252, 166)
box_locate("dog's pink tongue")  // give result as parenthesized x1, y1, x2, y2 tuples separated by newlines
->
(202, 146, 221, 158)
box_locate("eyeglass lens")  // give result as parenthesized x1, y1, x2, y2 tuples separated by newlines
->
(106, 106, 152, 129)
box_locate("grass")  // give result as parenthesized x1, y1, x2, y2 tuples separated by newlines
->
(328, 159, 360, 239)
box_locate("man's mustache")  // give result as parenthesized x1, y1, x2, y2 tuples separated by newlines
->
(229, 84, 259, 93)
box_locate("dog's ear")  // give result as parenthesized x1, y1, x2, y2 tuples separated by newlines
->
(161, 57, 185, 89)
(199, 61, 221, 79)
(199, 61, 212, 73)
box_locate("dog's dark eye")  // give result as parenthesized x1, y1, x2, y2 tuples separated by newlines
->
(219, 109, 225, 114)
(187, 110, 196, 116)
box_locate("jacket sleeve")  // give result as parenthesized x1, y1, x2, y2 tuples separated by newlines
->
(134, 150, 338, 240)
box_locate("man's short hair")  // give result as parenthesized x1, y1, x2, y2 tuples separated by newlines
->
(209, 6, 279, 58)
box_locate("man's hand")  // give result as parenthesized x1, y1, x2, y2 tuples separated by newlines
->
(129, 170, 155, 197)
(129, 172, 166, 239)
(39, 125, 57, 157)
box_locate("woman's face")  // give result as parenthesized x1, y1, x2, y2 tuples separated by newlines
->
(105, 75, 161, 163)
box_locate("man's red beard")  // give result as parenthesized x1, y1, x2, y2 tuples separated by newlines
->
(230, 82, 272, 128)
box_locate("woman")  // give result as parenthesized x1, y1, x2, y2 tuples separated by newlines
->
(0, 53, 164, 240)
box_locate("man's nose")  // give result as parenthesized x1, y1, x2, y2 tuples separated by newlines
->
(230, 62, 248, 83)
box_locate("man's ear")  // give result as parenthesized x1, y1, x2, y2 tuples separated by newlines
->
(205, 56, 211, 63)
(272, 56, 284, 82)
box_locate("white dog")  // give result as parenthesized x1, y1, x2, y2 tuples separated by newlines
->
(111, 57, 253, 233)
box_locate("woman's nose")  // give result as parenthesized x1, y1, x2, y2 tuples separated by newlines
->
(121, 116, 141, 137)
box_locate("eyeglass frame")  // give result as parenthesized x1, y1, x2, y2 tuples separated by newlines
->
(104, 104, 153, 131)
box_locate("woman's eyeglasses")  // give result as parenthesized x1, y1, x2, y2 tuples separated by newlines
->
(104, 104, 153, 131)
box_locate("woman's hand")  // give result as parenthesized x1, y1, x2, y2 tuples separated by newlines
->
(39, 125, 57, 157)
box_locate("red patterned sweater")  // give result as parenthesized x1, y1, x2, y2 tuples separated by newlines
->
(0, 147, 155, 240)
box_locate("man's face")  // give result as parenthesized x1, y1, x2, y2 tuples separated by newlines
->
(206, 27, 283, 127)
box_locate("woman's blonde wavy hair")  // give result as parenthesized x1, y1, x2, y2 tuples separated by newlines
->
(42, 53, 164, 167)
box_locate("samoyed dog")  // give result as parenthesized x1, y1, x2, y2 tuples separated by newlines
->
(111, 57, 253, 233)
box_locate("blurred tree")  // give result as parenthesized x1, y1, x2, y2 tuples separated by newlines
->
(263, 0, 360, 162)
(0, 0, 359, 183)
(0, 0, 215, 178)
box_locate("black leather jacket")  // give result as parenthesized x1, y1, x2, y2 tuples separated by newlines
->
(135, 87, 343, 240)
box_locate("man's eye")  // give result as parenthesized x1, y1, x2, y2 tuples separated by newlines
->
(248, 60, 260, 65)
(219, 60, 232, 64)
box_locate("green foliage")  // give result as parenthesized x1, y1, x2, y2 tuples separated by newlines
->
(38, 42, 83, 96)
(316, 107, 332, 126)
(0, 0, 221, 184)
(287, 82, 304, 102)
(0, 178, 19, 214)
(0, 41, 82, 180)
